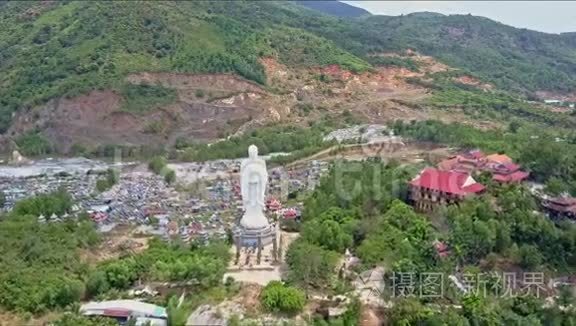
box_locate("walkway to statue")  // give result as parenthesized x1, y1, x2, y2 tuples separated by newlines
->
(224, 231, 299, 285)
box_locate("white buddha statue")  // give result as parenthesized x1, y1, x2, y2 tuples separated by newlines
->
(239, 145, 269, 229)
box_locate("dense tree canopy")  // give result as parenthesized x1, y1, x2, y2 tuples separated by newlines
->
(0, 190, 230, 315)
(88, 239, 230, 298)
(12, 188, 72, 218)
(285, 239, 339, 290)
(0, 192, 99, 313)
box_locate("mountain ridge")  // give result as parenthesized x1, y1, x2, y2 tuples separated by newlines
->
(294, 0, 370, 18)
(2, 0, 576, 153)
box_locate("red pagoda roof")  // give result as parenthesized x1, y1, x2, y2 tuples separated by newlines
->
(502, 162, 521, 172)
(266, 197, 282, 211)
(282, 208, 298, 219)
(492, 170, 529, 183)
(410, 168, 485, 196)
(548, 196, 576, 207)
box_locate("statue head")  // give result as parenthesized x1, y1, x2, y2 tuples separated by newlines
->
(248, 145, 258, 159)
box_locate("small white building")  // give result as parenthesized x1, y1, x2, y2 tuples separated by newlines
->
(80, 300, 168, 326)
(544, 99, 562, 105)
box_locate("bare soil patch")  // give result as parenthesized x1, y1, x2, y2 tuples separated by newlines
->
(4, 55, 503, 153)
(79, 224, 151, 264)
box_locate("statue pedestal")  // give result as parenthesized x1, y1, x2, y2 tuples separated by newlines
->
(232, 222, 278, 266)
(224, 229, 298, 285)
(234, 224, 276, 246)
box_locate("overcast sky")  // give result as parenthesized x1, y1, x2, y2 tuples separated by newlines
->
(343, 1, 576, 34)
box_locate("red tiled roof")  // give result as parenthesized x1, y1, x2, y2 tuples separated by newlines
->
(465, 149, 485, 159)
(486, 153, 513, 164)
(410, 168, 485, 196)
(437, 157, 459, 171)
(492, 174, 508, 182)
(462, 183, 486, 193)
(509, 170, 529, 182)
(283, 208, 298, 219)
(488, 162, 521, 174)
(546, 201, 576, 214)
(492, 170, 529, 183)
(267, 198, 282, 211)
(438, 153, 484, 172)
(548, 197, 576, 206)
(453, 165, 478, 173)
(457, 149, 485, 160)
(502, 162, 521, 172)
(471, 150, 485, 159)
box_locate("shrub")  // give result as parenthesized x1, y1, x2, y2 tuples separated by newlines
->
(15, 132, 53, 156)
(12, 189, 72, 217)
(260, 281, 306, 313)
(95, 169, 118, 192)
(96, 179, 110, 192)
(148, 156, 167, 174)
(164, 169, 176, 184)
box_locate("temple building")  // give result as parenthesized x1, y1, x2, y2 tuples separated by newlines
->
(483, 153, 530, 183)
(266, 197, 282, 212)
(409, 167, 485, 211)
(438, 150, 529, 184)
(541, 196, 576, 220)
(437, 149, 485, 173)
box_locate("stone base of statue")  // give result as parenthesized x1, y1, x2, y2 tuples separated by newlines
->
(232, 220, 279, 266)
(234, 223, 276, 246)
(225, 226, 297, 286)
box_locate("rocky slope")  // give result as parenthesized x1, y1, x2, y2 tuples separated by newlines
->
(3, 54, 497, 153)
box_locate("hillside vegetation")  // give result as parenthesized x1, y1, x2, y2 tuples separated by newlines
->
(295, 12, 576, 94)
(2, 0, 576, 139)
(0, 1, 369, 133)
(0, 191, 230, 315)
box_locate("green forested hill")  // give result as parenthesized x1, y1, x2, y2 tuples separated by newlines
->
(0, 1, 369, 132)
(1, 0, 576, 133)
(295, 12, 576, 93)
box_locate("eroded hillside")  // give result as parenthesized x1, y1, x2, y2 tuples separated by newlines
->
(3, 54, 500, 153)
